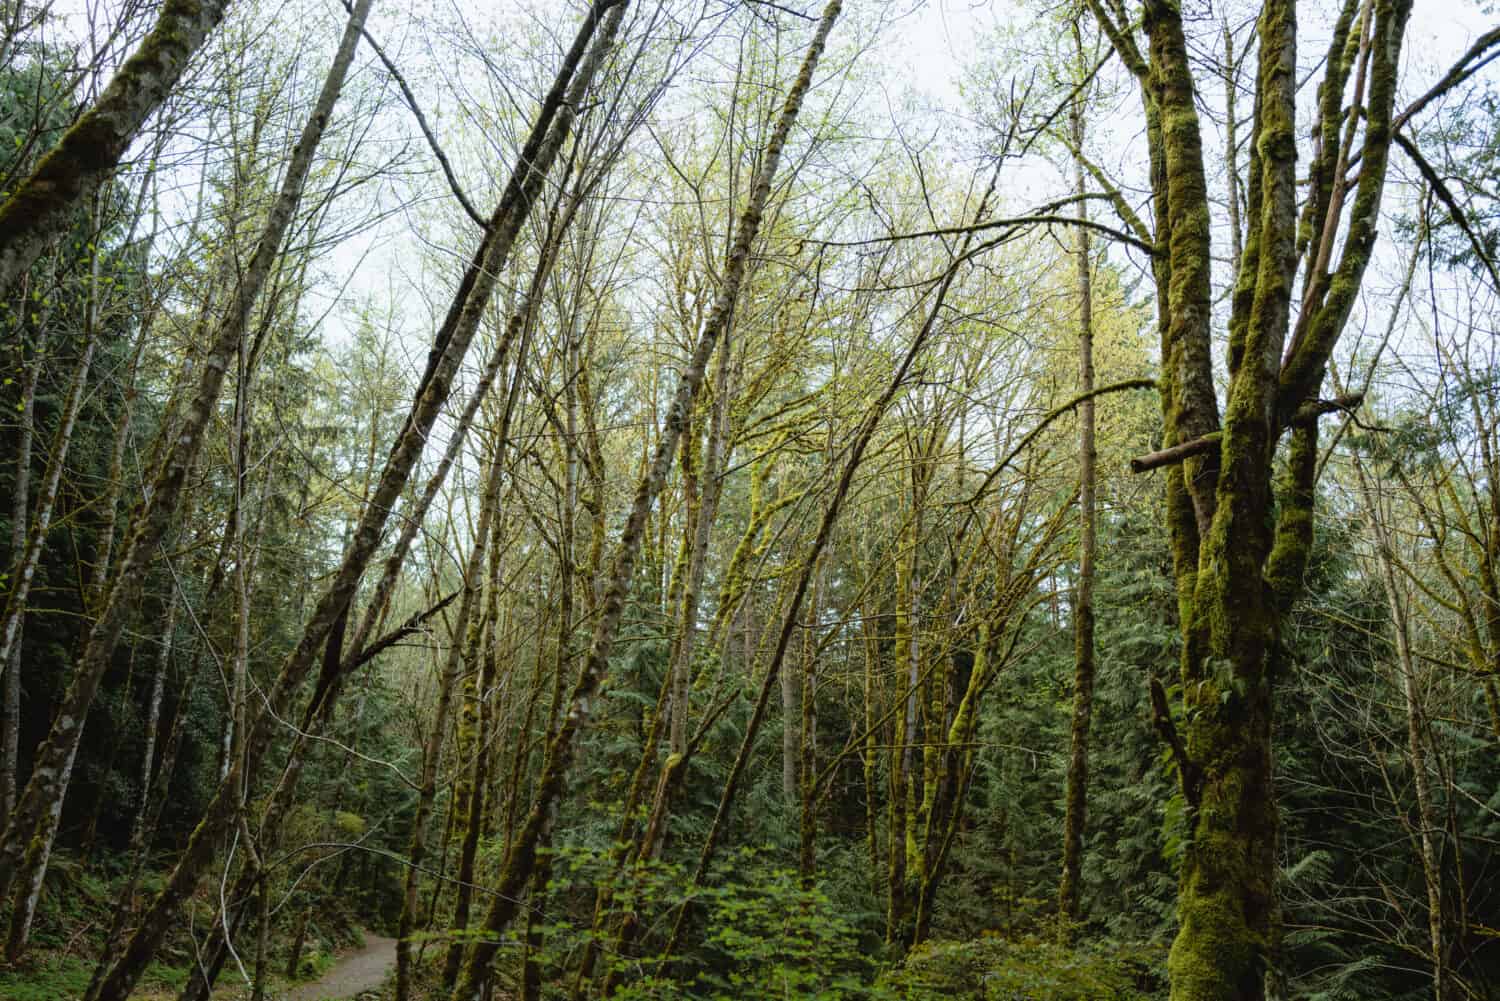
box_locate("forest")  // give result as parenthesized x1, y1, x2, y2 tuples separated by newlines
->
(0, 0, 1498, 999)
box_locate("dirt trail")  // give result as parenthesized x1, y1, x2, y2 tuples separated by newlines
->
(278, 931, 397, 1001)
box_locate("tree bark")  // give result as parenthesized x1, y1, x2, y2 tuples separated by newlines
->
(0, 322, 48, 834)
(0, 316, 98, 672)
(130, 595, 177, 847)
(92, 5, 625, 1000)
(1356, 463, 1450, 1001)
(1057, 17, 1098, 937)
(1074, 0, 1414, 997)
(397, 435, 512, 1001)
(0, 0, 231, 294)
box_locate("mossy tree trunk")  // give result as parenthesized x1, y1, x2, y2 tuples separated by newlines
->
(477, 13, 846, 992)
(88, 2, 622, 997)
(450, 7, 842, 993)
(395, 438, 511, 1001)
(0, 0, 231, 294)
(1084, 0, 1414, 997)
(440, 307, 539, 989)
(0, 0, 374, 928)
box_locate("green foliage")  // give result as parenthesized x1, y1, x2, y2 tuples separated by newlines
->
(692, 867, 876, 1000)
(0, 952, 191, 1000)
(531, 842, 882, 1001)
(0, 953, 92, 1001)
(880, 936, 1165, 1001)
(605, 865, 878, 1001)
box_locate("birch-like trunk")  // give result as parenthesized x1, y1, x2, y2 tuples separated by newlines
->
(0, 0, 374, 919)
(0, 324, 48, 834)
(130, 595, 177, 847)
(0, 310, 99, 671)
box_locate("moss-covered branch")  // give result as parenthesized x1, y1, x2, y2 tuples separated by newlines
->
(0, 0, 231, 293)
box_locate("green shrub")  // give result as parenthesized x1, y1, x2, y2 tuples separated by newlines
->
(880, 935, 1165, 1001)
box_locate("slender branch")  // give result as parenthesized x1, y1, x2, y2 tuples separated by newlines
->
(1394, 131, 1500, 293)
(1150, 676, 1198, 808)
(338, 591, 458, 675)
(339, 0, 487, 229)
(814, 203, 1155, 257)
(1080, 0, 1147, 79)
(1394, 25, 1500, 132)
(1065, 142, 1154, 244)
(957, 378, 1157, 520)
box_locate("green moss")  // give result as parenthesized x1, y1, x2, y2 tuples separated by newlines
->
(1265, 425, 1317, 611)
(1167, 882, 1260, 1000)
(142, 960, 191, 990)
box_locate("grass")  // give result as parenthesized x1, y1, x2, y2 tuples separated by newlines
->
(0, 951, 197, 1001)
(0, 953, 91, 1001)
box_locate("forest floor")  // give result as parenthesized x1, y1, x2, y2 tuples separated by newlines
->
(0, 852, 390, 1001)
(261, 931, 397, 1001)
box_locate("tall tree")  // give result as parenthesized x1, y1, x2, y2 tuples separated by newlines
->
(1056, 12, 1099, 937)
(1085, 0, 1416, 996)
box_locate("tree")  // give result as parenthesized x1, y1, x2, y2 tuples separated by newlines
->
(1082, 0, 1422, 996)
(0, 0, 231, 293)
(1057, 12, 1100, 938)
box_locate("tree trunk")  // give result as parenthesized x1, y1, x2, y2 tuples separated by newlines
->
(781, 627, 801, 807)
(1057, 18, 1097, 938)
(450, 6, 838, 996)
(92, 3, 630, 997)
(1086, 0, 1414, 996)
(0, 0, 373, 917)
(0, 293, 102, 956)
(439, 155, 558, 994)
(0, 315, 98, 671)
(0, 323, 48, 834)
(130, 595, 177, 847)
(0, 0, 231, 294)
(397, 438, 512, 1001)
(1357, 464, 1449, 1001)
(798, 558, 823, 886)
